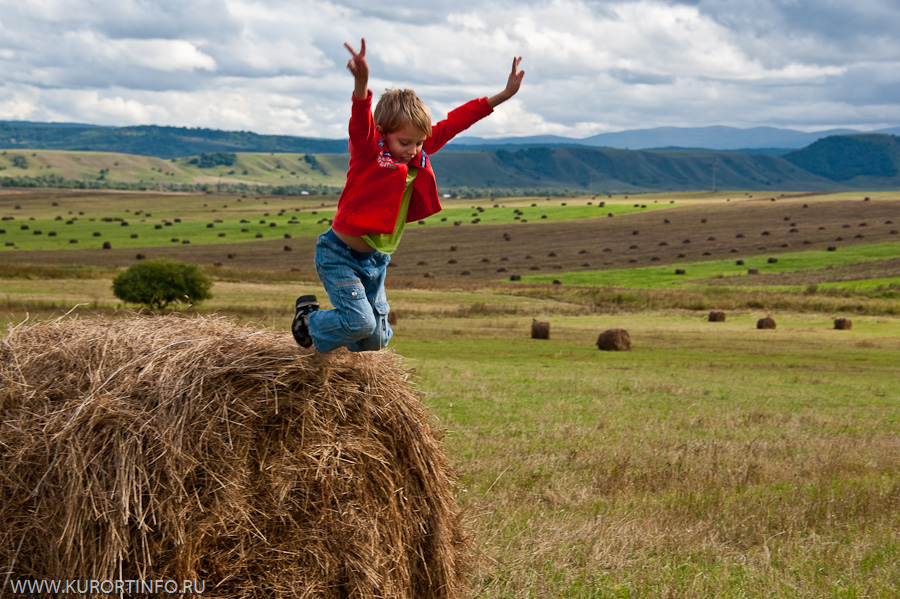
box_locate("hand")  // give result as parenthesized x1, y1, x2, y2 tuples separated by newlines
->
(344, 38, 368, 79)
(504, 56, 525, 98)
(488, 56, 525, 108)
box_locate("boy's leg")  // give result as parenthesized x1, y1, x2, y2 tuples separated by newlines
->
(347, 251, 392, 352)
(306, 233, 379, 352)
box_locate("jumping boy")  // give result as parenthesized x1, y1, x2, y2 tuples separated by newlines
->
(292, 38, 524, 351)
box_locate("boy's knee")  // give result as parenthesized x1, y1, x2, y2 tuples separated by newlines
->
(349, 317, 390, 352)
(344, 309, 377, 340)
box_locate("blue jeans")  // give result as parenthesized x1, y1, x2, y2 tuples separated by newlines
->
(307, 229, 393, 352)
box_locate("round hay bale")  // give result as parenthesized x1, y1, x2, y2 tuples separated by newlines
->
(388, 310, 398, 326)
(834, 318, 853, 330)
(531, 319, 550, 339)
(757, 316, 777, 329)
(596, 329, 631, 351)
(708, 311, 726, 322)
(0, 316, 468, 599)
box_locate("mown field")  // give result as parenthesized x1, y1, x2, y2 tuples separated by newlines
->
(2, 187, 899, 598)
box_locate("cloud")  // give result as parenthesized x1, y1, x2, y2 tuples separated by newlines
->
(0, 0, 898, 138)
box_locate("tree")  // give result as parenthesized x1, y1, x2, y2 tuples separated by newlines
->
(188, 152, 237, 168)
(112, 259, 212, 309)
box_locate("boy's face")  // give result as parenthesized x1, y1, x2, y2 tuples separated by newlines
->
(378, 123, 427, 164)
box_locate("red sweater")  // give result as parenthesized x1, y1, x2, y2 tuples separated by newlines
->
(331, 90, 494, 236)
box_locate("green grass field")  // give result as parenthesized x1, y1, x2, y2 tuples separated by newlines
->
(521, 242, 900, 290)
(388, 313, 900, 598)
(0, 190, 674, 252)
(2, 187, 899, 598)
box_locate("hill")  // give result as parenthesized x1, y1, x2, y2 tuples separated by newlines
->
(453, 125, 900, 151)
(5, 121, 900, 159)
(2, 135, 899, 194)
(431, 146, 839, 192)
(0, 121, 347, 158)
(784, 134, 900, 184)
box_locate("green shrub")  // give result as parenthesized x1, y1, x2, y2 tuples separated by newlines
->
(112, 259, 212, 309)
(188, 152, 237, 168)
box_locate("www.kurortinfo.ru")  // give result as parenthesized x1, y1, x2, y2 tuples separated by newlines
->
(5, 578, 205, 595)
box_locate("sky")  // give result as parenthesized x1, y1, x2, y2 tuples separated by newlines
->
(1, 0, 899, 140)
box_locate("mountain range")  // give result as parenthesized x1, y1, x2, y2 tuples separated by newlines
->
(3, 120, 900, 157)
(2, 121, 899, 192)
(453, 125, 900, 152)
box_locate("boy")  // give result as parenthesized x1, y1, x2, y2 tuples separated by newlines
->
(293, 38, 524, 351)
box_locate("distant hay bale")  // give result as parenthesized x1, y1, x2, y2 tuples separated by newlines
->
(0, 316, 468, 599)
(757, 316, 777, 329)
(388, 310, 398, 326)
(531, 319, 550, 340)
(708, 311, 726, 322)
(834, 318, 853, 330)
(596, 329, 631, 351)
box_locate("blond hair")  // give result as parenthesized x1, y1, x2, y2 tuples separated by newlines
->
(373, 88, 432, 138)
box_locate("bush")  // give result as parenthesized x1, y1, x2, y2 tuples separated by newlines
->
(112, 259, 212, 309)
(188, 152, 237, 168)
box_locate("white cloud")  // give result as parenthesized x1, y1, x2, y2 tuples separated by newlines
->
(0, 88, 40, 121)
(104, 37, 217, 72)
(0, 0, 897, 137)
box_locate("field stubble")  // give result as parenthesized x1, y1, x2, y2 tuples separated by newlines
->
(2, 189, 900, 597)
(390, 314, 900, 598)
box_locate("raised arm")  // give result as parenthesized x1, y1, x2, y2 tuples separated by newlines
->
(487, 56, 525, 108)
(344, 38, 369, 100)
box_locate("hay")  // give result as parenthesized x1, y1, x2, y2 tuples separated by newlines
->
(708, 311, 726, 322)
(1, 315, 468, 599)
(834, 318, 853, 330)
(530, 320, 550, 340)
(757, 316, 777, 330)
(596, 329, 631, 352)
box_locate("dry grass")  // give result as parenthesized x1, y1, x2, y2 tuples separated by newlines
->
(1, 315, 468, 598)
(390, 314, 900, 597)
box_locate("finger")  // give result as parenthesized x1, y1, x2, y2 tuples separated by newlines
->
(359, 37, 366, 57)
(344, 42, 358, 57)
(511, 56, 522, 73)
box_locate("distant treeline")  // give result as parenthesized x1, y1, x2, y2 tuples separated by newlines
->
(0, 121, 347, 158)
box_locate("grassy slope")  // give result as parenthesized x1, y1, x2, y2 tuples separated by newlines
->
(0, 149, 348, 187)
(4, 145, 897, 192)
